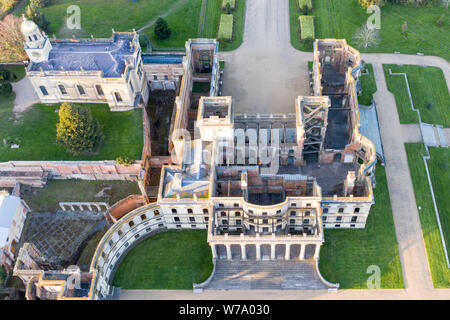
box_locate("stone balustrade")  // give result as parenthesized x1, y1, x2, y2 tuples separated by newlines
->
(89, 203, 164, 299)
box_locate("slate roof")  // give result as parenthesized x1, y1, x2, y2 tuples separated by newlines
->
(30, 34, 136, 78)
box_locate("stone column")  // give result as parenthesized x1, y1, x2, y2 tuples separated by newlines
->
(241, 244, 247, 260)
(211, 244, 217, 259)
(226, 244, 232, 260)
(256, 244, 261, 260)
(314, 244, 320, 259)
(285, 244, 291, 260)
(299, 244, 306, 260)
(270, 244, 276, 260)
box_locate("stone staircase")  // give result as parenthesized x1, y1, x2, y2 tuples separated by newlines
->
(202, 260, 333, 290)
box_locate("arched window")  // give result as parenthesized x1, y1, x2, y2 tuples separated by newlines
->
(39, 86, 48, 96)
(77, 85, 85, 95)
(28, 36, 33, 42)
(58, 84, 67, 95)
(95, 85, 104, 96)
(114, 92, 122, 102)
(33, 34, 38, 41)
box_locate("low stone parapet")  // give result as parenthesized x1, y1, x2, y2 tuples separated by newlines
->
(0, 161, 141, 187)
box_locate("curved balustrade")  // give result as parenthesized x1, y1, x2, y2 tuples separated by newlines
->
(89, 203, 164, 299)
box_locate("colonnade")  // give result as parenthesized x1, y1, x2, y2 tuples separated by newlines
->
(211, 243, 321, 261)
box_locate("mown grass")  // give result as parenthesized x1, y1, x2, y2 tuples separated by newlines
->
(289, 0, 450, 60)
(112, 230, 213, 289)
(221, 0, 235, 10)
(0, 101, 143, 161)
(319, 165, 404, 289)
(203, 0, 246, 51)
(299, 15, 315, 40)
(0, 65, 26, 83)
(77, 226, 109, 271)
(43, 0, 178, 38)
(358, 63, 377, 105)
(146, 0, 204, 49)
(218, 14, 233, 40)
(298, 0, 313, 10)
(405, 143, 450, 288)
(21, 179, 141, 212)
(383, 64, 450, 127)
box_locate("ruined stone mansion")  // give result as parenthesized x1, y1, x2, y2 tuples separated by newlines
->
(14, 19, 380, 299)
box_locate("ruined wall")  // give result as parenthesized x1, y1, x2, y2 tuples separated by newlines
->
(0, 161, 141, 187)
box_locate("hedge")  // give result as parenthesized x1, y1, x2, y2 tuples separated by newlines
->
(298, 15, 314, 40)
(221, 0, 236, 10)
(218, 14, 234, 41)
(298, 0, 312, 10)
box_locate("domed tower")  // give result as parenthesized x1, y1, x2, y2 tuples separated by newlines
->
(21, 16, 52, 63)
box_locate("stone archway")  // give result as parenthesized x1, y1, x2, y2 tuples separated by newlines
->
(216, 244, 227, 259)
(260, 244, 271, 260)
(230, 244, 241, 259)
(275, 244, 285, 260)
(246, 244, 256, 260)
(305, 244, 316, 259)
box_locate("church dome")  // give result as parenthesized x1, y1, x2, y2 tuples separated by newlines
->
(21, 18, 38, 34)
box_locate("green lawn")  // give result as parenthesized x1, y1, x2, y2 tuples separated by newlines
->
(218, 14, 233, 41)
(77, 226, 108, 271)
(299, 15, 315, 40)
(289, 0, 450, 60)
(383, 64, 450, 127)
(112, 230, 213, 289)
(221, 0, 236, 10)
(358, 63, 377, 105)
(40, 0, 245, 51)
(21, 179, 141, 212)
(41, 0, 204, 50)
(405, 143, 450, 288)
(298, 0, 313, 10)
(147, 0, 204, 49)
(203, 0, 246, 51)
(0, 102, 143, 161)
(319, 165, 404, 289)
(0, 65, 26, 83)
(43, 0, 177, 38)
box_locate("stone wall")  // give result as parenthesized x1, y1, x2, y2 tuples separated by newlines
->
(0, 161, 141, 187)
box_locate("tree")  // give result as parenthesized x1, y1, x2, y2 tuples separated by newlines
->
(0, 82, 13, 96)
(30, 0, 48, 8)
(1, 0, 18, 12)
(0, 15, 28, 62)
(352, 24, 381, 49)
(56, 103, 104, 155)
(225, 2, 231, 14)
(302, 4, 309, 15)
(116, 156, 133, 165)
(154, 17, 171, 40)
(25, 4, 50, 32)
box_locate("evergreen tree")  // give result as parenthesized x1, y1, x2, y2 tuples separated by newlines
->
(25, 4, 50, 32)
(56, 103, 104, 155)
(154, 17, 171, 40)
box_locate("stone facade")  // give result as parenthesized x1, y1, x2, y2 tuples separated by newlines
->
(21, 18, 149, 111)
(0, 189, 31, 271)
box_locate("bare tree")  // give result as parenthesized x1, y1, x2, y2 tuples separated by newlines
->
(352, 24, 380, 49)
(0, 14, 27, 62)
(442, 0, 450, 9)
